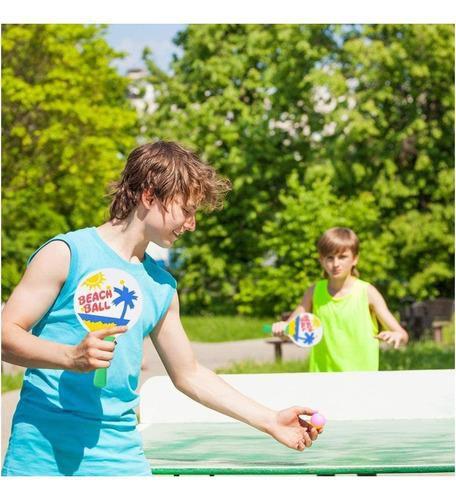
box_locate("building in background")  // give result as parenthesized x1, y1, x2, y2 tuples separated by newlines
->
(126, 68, 157, 115)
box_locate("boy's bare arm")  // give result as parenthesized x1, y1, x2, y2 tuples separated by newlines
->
(272, 285, 314, 335)
(1, 241, 124, 370)
(289, 285, 314, 318)
(367, 284, 409, 348)
(149, 293, 321, 451)
(301, 285, 314, 313)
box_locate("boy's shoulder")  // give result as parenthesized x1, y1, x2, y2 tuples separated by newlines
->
(62, 226, 94, 239)
(41, 227, 94, 247)
(356, 278, 374, 290)
(28, 227, 93, 265)
(363, 281, 384, 302)
(350, 278, 378, 298)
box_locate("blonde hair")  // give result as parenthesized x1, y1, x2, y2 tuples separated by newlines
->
(317, 227, 360, 277)
(109, 141, 231, 221)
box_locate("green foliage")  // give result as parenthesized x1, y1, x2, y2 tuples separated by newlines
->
(1, 372, 24, 393)
(325, 25, 455, 304)
(2, 25, 138, 300)
(144, 24, 337, 313)
(236, 171, 388, 314)
(144, 24, 454, 316)
(182, 315, 274, 342)
(442, 317, 454, 345)
(3, 25, 452, 317)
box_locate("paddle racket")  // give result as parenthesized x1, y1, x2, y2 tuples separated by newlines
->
(73, 268, 142, 389)
(263, 312, 323, 347)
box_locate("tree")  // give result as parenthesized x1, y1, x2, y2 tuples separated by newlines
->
(143, 24, 336, 313)
(319, 25, 455, 302)
(143, 24, 454, 315)
(2, 25, 138, 300)
(235, 171, 388, 315)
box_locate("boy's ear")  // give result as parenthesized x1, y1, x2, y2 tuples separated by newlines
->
(353, 254, 359, 266)
(141, 190, 154, 209)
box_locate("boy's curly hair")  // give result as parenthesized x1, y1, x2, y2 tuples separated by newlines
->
(109, 141, 231, 221)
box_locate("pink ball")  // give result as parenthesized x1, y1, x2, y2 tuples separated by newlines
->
(310, 412, 326, 429)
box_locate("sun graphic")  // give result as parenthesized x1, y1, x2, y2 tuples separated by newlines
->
(83, 272, 106, 290)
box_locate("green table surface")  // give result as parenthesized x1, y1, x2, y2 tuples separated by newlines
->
(142, 419, 455, 475)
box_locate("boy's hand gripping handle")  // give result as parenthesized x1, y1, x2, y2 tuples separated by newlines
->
(93, 335, 115, 388)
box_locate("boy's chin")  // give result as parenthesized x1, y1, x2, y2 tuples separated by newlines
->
(149, 238, 172, 249)
(330, 272, 350, 278)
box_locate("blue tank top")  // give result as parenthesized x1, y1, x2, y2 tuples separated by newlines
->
(2, 227, 177, 476)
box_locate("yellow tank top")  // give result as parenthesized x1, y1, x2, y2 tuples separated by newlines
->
(309, 278, 379, 372)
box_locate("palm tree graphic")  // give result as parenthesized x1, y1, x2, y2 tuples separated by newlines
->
(113, 285, 138, 321)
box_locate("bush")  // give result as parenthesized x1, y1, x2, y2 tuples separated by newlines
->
(2, 372, 24, 393)
(442, 317, 455, 345)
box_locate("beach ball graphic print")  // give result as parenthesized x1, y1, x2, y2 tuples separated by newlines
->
(74, 268, 142, 332)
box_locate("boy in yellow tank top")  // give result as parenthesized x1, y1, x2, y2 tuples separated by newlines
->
(272, 227, 409, 371)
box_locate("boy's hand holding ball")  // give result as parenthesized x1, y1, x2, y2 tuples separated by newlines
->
(299, 412, 326, 431)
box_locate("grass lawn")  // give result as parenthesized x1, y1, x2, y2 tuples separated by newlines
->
(216, 341, 454, 374)
(181, 315, 274, 342)
(379, 341, 455, 370)
(216, 358, 310, 374)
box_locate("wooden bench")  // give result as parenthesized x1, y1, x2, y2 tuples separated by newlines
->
(265, 311, 292, 362)
(265, 336, 292, 362)
(400, 298, 454, 342)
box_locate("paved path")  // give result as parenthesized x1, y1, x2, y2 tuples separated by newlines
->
(2, 338, 309, 467)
